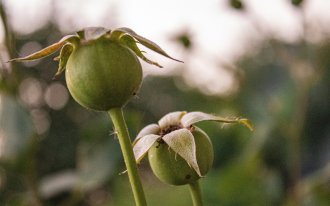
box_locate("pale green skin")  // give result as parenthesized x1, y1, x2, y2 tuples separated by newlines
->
(66, 39, 142, 111)
(148, 127, 214, 185)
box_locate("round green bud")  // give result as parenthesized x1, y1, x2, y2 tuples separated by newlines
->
(148, 127, 214, 185)
(66, 39, 142, 111)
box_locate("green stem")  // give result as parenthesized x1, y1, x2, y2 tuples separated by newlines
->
(189, 181, 203, 206)
(108, 107, 147, 206)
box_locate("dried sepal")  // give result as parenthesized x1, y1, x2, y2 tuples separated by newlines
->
(133, 134, 160, 164)
(77, 27, 110, 41)
(237, 118, 254, 131)
(113, 27, 183, 63)
(9, 35, 78, 62)
(9, 26, 182, 72)
(133, 123, 160, 145)
(162, 128, 201, 177)
(119, 34, 163, 68)
(181, 111, 254, 131)
(158, 111, 186, 129)
(53, 43, 74, 78)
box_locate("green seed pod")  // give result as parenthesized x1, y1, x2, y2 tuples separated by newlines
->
(148, 127, 214, 185)
(133, 111, 253, 186)
(10, 27, 183, 111)
(66, 39, 142, 111)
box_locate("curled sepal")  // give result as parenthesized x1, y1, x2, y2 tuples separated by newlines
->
(181, 111, 254, 131)
(237, 119, 254, 131)
(158, 111, 187, 129)
(119, 34, 163, 68)
(77, 27, 110, 41)
(162, 128, 202, 177)
(9, 35, 78, 62)
(113, 27, 183, 63)
(53, 44, 73, 78)
(133, 134, 160, 164)
(133, 123, 160, 145)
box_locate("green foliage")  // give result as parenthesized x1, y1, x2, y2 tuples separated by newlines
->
(203, 160, 283, 205)
(0, 95, 34, 160)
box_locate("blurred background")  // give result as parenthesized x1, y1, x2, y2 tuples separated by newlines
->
(0, 0, 330, 205)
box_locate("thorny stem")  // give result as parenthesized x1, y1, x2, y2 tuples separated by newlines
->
(108, 108, 147, 206)
(189, 181, 203, 206)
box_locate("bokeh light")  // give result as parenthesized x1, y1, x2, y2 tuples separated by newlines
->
(19, 77, 44, 108)
(44, 82, 69, 110)
(31, 108, 50, 135)
(19, 41, 42, 67)
(3, 0, 52, 35)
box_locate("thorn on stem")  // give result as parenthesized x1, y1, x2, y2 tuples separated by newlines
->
(110, 129, 118, 139)
(119, 170, 128, 175)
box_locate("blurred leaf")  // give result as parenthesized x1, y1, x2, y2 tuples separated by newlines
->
(77, 137, 118, 191)
(204, 160, 283, 205)
(112, 173, 192, 206)
(300, 163, 330, 206)
(76, 114, 120, 191)
(39, 170, 78, 199)
(0, 94, 34, 160)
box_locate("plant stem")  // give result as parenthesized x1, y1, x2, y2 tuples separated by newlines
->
(189, 181, 203, 206)
(108, 107, 147, 206)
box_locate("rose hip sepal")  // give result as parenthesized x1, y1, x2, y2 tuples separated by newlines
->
(9, 27, 182, 111)
(133, 111, 253, 185)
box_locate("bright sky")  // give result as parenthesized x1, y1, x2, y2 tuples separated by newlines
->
(2, 0, 330, 95)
